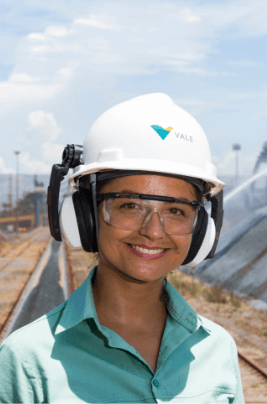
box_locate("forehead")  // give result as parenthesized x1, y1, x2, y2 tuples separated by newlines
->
(99, 174, 197, 199)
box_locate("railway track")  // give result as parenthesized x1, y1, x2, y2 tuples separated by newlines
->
(238, 353, 267, 403)
(0, 227, 69, 343)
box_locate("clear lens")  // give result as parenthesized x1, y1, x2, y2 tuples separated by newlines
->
(103, 197, 198, 235)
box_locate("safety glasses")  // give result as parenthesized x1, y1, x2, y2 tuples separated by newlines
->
(97, 193, 201, 235)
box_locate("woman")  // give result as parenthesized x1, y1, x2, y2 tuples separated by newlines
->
(0, 93, 244, 403)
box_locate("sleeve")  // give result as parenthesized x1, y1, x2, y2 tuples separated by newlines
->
(230, 339, 245, 404)
(0, 336, 38, 403)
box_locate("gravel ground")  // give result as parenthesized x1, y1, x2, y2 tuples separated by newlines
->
(0, 227, 51, 333)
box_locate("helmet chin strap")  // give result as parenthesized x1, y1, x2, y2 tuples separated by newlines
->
(89, 173, 146, 283)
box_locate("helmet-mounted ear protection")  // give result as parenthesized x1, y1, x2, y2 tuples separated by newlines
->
(182, 189, 223, 266)
(47, 144, 224, 266)
(47, 144, 84, 242)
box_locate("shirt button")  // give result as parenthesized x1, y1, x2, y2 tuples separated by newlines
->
(153, 379, 160, 387)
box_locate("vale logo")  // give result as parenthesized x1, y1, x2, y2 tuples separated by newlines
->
(151, 125, 173, 140)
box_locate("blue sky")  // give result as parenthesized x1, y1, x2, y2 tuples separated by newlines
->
(0, 0, 267, 178)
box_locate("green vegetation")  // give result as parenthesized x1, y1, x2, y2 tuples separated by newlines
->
(167, 270, 242, 311)
(167, 271, 267, 340)
(229, 292, 241, 310)
(168, 272, 202, 298)
(203, 285, 227, 304)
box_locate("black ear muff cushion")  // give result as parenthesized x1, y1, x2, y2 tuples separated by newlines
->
(72, 189, 98, 253)
(182, 207, 208, 265)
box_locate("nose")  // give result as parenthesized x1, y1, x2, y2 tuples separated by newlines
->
(139, 211, 165, 240)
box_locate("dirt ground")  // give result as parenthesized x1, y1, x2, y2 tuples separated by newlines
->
(67, 247, 267, 403)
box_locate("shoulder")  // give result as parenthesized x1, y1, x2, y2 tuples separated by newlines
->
(0, 301, 66, 362)
(0, 302, 67, 403)
(195, 314, 240, 373)
(198, 315, 236, 343)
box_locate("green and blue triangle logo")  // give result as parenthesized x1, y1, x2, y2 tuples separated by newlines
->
(151, 125, 173, 140)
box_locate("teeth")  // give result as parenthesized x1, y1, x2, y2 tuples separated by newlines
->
(130, 244, 165, 255)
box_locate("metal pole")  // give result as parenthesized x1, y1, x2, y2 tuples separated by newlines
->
(232, 144, 241, 187)
(14, 151, 20, 232)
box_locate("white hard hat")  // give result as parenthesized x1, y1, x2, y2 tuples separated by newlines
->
(69, 93, 224, 195)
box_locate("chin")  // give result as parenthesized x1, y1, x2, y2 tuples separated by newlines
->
(115, 259, 179, 283)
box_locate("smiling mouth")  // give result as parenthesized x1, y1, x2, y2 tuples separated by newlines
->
(127, 243, 167, 255)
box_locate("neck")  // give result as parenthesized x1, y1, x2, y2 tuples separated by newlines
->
(92, 262, 167, 329)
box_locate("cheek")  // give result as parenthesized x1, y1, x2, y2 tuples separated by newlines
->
(98, 217, 128, 251)
(172, 234, 192, 260)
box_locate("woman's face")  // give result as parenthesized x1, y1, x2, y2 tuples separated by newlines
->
(97, 174, 198, 283)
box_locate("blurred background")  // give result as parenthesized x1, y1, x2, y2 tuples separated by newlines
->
(0, 2, 267, 397)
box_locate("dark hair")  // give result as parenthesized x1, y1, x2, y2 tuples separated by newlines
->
(161, 277, 171, 315)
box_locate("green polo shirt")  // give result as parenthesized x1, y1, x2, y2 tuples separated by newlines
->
(0, 267, 244, 403)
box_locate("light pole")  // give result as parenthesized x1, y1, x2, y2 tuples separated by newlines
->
(14, 151, 20, 232)
(232, 143, 241, 187)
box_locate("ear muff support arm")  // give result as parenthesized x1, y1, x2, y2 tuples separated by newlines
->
(206, 189, 224, 259)
(89, 173, 99, 252)
(47, 144, 84, 241)
(47, 164, 67, 241)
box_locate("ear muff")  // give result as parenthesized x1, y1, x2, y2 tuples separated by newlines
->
(59, 194, 82, 248)
(59, 189, 98, 252)
(182, 207, 216, 266)
(72, 188, 98, 253)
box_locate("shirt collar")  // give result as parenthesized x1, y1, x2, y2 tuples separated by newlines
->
(55, 267, 210, 336)
(55, 268, 98, 335)
(165, 280, 210, 333)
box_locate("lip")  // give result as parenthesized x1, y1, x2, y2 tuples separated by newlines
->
(125, 243, 169, 260)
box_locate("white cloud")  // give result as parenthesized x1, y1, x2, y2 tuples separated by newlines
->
(1, 0, 267, 177)
(0, 157, 15, 174)
(19, 151, 52, 174)
(27, 33, 46, 41)
(9, 73, 39, 83)
(45, 26, 70, 37)
(16, 111, 65, 174)
(28, 110, 62, 142)
(74, 14, 120, 31)
(4, 0, 267, 113)
(57, 67, 72, 79)
(0, 81, 62, 104)
(28, 26, 71, 42)
(182, 8, 201, 23)
(41, 142, 64, 166)
(0, 69, 65, 110)
(30, 45, 51, 54)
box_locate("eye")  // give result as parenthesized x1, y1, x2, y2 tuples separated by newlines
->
(119, 202, 139, 210)
(168, 207, 183, 216)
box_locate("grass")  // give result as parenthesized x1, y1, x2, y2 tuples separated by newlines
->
(260, 329, 267, 337)
(203, 285, 227, 304)
(167, 270, 267, 340)
(169, 273, 202, 298)
(229, 292, 242, 310)
(167, 270, 242, 311)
